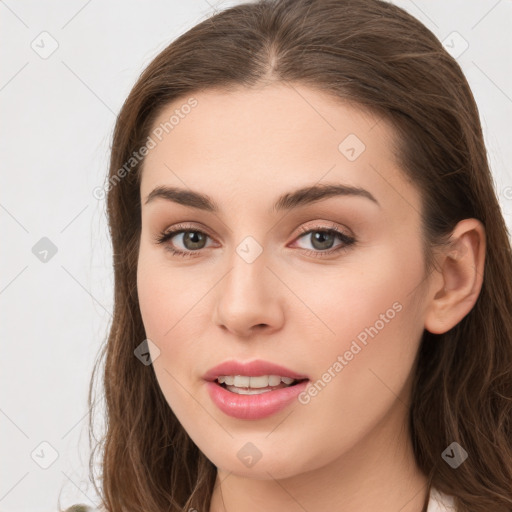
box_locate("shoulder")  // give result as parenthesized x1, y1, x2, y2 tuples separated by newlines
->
(427, 487, 457, 512)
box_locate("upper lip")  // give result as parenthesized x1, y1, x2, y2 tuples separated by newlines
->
(203, 359, 309, 382)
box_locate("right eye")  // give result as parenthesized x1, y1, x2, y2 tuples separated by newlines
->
(154, 224, 215, 257)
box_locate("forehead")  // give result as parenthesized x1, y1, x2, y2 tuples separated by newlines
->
(139, 83, 419, 215)
(144, 83, 387, 163)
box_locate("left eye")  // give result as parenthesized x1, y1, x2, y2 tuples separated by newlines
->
(294, 228, 353, 252)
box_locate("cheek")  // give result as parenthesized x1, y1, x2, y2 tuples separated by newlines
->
(136, 259, 205, 417)
(292, 236, 422, 366)
(297, 244, 426, 423)
(137, 263, 169, 339)
(136, 254, 191, 385)
(290, 239, 424, 351)
(137, 249, 202, 340)
(136, 253, 211, 380)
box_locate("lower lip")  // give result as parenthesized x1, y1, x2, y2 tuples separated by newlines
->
(205, 380, 309, 420)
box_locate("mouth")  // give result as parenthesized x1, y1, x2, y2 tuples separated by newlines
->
(203, 359, 310, 408)
(206, 376, 311, 420)
(204, 359, 309, 384)
(214, 376, 309, 395)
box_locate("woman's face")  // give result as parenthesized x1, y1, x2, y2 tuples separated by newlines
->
(137, 83, 435, 479)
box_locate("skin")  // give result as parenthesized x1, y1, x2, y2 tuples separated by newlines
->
(136, 83, 485, 512)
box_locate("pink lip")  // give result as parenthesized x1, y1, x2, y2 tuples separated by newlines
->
(203, 359, 310, 420)
(205, 380, 309, 420)
(203, 359, 309, 381)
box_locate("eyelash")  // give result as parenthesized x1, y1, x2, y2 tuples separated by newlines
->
(153, 222, 356, 259)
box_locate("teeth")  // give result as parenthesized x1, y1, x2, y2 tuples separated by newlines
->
(226, 387, 274, 395)
(217, 375, 297, 388)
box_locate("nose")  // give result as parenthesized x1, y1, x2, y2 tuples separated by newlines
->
(212, 245, 285, 338)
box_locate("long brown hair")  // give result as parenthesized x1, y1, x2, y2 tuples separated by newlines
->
(77, 0, 512, 510)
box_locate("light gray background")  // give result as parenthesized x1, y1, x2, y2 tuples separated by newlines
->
(1, 1, 511, 511)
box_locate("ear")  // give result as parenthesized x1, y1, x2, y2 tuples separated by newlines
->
(424, 218, 486, 335)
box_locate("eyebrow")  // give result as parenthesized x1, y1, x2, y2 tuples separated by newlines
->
(144, 182, 380, 212)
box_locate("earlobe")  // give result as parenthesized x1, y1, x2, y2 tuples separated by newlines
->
(424, 218, 486, 335)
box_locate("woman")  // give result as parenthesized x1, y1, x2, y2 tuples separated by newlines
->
(67, 0, 512, 510)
